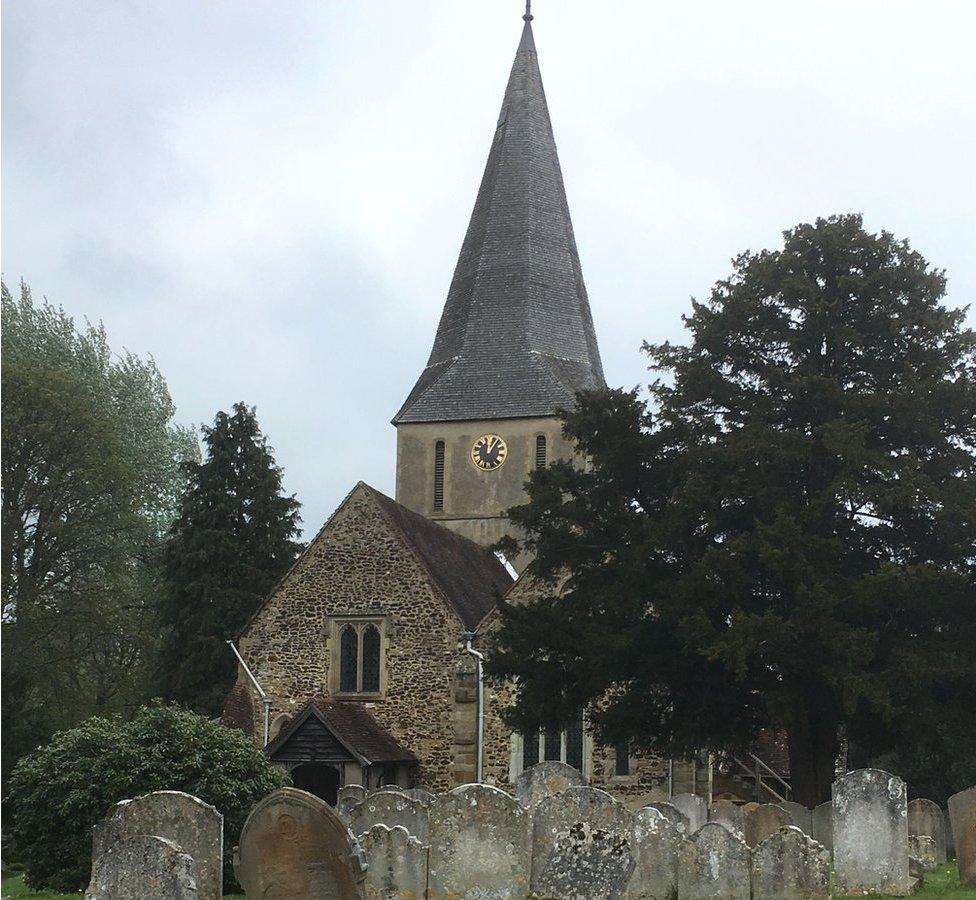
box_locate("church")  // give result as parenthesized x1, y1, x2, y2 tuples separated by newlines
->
(221, 10, 781, 810)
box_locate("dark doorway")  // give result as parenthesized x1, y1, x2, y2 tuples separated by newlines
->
(291, 763, 341, 805)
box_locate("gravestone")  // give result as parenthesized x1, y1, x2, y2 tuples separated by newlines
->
(948, 786, 976, 887)
(92, 791, 222, 900)
(428, 784, 530, 899)
(677, 822, 751, 900)
(516, 760, 587, 808)
(907, 798, 947, 866)
(532, 786, 633, 893)
(625, 807, 681, 900)
(779, 801, 813, 837)
(812, 801, 833, 854)
(360, 825, 428, 900)
(751, 825, 830, 899)
(233, 787, 367, 900)
(670, 793, 707, 833)
(86, 834, 198, 900)
(338, 785, 367, 822)
(745, 803, 792, 849)
(908, 835, 938, 871)
(534, 822, 635, 900)
(708, 799, 744, 837)
(832, 768, 911, 896)
(349, 790, 430, 844)
(641, 802, 689, 836)
(403, 788, 436, 806)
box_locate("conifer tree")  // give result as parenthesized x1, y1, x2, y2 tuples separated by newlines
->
(159, 403, 302, 715)
(488, 215, 976, 806)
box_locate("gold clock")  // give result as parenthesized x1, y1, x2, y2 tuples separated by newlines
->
(471, 434, 508, 471)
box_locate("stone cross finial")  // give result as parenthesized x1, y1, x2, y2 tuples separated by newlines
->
(524, 0, 533, 22)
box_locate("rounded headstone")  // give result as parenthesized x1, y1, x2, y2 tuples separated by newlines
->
(907, 798, 947, 866)
(640, 802, 690, 836)
(745, 803, 792, 849)
(948, 786, 976, 887)
(337, 785, 367, 822)
(669, 793, 707, 833)
(516, 760, 587, 808)
(534, 822, 635, 900)
(709, 799, 745, 837)
(360, 824, 428, 900)
(677, 822, 750, 900)
(349, 790, 430, 844)
(778, 801, 813, 837)
(626, 807, 681, 900)
(86, 834, 198, 900)
(751, 825, 830, 900)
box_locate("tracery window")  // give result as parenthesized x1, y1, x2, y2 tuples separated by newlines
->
(333, 619, 385, 695)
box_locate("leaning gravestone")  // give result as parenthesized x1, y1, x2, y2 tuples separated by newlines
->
(948, 786, 976, 887)
(670, 793, 707, 833)
(531, 786, 633, 893)
(642, 802, 690, 836)
(86, 834, 198, 900)
(751, 825, 830, 899)
(832, 768, 911, 896)
(625, 807, 682, 900)
(348, 790, 430, 844)
(91, 791, 222, 900)
(234, 787, 367, 900)
(812, 801, 833, 854)
(677, 822, 751, 899)
(360, 825, 428, 900)
(708, 799, 744, 837)
(428, 784, 530, 899)
(778, 801, 813, 837)
(907, 798, 947, 866)
(337, 785, 367, 822)
(516, 760, 587, 808)
(534, 822, 635, 900)
(745, 803, 792, 849)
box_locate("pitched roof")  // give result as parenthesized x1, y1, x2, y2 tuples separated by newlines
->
(363, 484, 513, 629)
(393, 16, 605, 425)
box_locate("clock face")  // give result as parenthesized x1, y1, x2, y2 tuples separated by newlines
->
(470, 434, 508, 471)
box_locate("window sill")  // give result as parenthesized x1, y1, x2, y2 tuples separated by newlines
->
(333, 691, 384, 701)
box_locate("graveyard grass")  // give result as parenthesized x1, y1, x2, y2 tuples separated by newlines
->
(1, 864, 972, 898)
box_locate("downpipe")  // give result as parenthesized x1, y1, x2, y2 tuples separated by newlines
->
(461, 632, 485, 783)
(227, 640, 273, 747)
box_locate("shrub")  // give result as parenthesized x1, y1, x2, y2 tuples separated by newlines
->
(5, 701, 289, 892)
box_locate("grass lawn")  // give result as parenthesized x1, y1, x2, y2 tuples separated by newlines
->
(1, 875, 244, 898)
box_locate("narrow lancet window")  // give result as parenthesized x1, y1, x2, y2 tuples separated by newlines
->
(433, 440, 445, 510)
(535, 435, 547, 469)
(362, 625, 381, 692)
(339, 625, 358, 692)
(614, 739, 630, 776)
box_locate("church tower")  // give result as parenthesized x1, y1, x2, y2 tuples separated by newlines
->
(393, 9, 605, 567)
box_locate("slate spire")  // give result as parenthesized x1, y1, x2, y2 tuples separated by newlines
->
(393, 11, 605, 424)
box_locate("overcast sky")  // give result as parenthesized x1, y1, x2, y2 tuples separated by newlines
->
(4, 0, 975, 537)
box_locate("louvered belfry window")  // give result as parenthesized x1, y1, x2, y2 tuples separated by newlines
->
(535, 435, 547, 469)
(433, 440, 445, 510)
(339, 626, 358, 692)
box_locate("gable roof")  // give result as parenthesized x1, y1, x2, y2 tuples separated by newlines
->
(393, 16, 605, 425)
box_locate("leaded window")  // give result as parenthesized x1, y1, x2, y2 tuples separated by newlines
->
(334, 619, 385, 695)
(519, 712, 586, 774)
(339, 626, 358, 692)
(362, 625, 381, 692)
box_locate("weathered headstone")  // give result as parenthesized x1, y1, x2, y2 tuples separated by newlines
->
(534, 822, 635, 900)
(751, 825, 830, 899)
(360, 825, 428, 900)
(670, 793, 707, 833)
(349, 790, 430, 844)
(907, 798, 947, 866)
(91, 791, 222, 900)
(640, 802, 689, 836)
(812, 801, 833, 854)
(778, 801, 813, 837)
(516, 760, 587, 808)
(745, 803, 793, 849)
(948, 786, 976, 887)
(531, 786, 633, 893)
(908, 834, 939, 871)
(625, 807, 681, 900)
(234, 787, 367, 900)
(677, 822, 751, 899)
(708, 799, 744, 837)
(832, 768, 911, 896)
(428, 784, 530, 899)
(338, 785, 367, 822)
(86, 835, 198, 900)
(403, 787, 436, 806)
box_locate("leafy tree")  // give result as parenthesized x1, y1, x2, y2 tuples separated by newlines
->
(488, 215, 976, 806)
(5, 702, 289, 892)
(1, 280, 196, 783)
(159, 403, 302, 715)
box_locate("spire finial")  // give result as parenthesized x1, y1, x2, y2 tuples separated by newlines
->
(523, 0, 533, 22)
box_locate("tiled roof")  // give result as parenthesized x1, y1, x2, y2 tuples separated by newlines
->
(393, 17, 604, 424)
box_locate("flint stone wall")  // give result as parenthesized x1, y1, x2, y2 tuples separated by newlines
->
(86, 834, 198, 900)
(349, 791, 430, 844)
(708, 799, 744, 837)
(948, 786, 976, 887)
(751, 825, 830, 900)
(907, 798, 947, 866)
(669, 793, 707, 833)
(677, 822, 751, 900)
(745, 804, 793, 849)
(533, 822, 635, 900)
(516, 761, 587, 808)
(360, 825, 428, 900)
(625, 807, 681, 900)
(832, 768, 911, 896)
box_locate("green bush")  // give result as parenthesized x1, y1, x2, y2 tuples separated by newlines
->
(5, 702, 289, 892)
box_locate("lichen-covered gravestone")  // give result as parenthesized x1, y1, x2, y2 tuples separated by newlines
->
(625, 807, 681, 900)
(531, 786, 633, 893)
(677, 822, 750, 899)
(86, 835, 198, 900)
(91, 791, 222, 900)
(233, 787, 367, 900)
(832, 768, 912, 896)
(338, 785, 367, 822)
(534, 822, 635, 900)
(778, 801, 813, 837)
(641, 802, 689, 836)
(428, 784, 530, 899)
(348, 790, 430, 844)
(812, 801, 833, 854)
(948, 786, 976, 887)
(360, 825, 428, 900)
(670, 793, 707, 833)
(907, 798, 947, 866)
(909, 835, 939, 871)
(751, 825, 830, 899)
(708, 799, 744, 837)
(744, 803, 792, 849)
(515, 760, 587, 808)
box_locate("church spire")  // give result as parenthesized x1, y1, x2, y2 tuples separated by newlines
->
(394, 9, 605, 425)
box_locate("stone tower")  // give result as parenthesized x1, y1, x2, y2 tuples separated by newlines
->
(392, 11, 605, 568)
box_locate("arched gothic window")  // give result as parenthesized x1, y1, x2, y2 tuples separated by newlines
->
(518, 712, 586, 774)
(339, 626, 358, 692)
(362, 625, 381, 692)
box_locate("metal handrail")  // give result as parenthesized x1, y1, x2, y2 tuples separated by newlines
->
(730, 754, 791, 803)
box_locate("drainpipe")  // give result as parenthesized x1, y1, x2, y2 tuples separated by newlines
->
(461, 632, 485, 784)
(227, 640, 273, 747)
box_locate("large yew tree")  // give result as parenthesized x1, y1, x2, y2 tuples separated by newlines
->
(488, 215, 976, 806)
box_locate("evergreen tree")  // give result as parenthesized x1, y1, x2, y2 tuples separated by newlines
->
(159, 403, 302, 715)
(488, 215, 976, 806)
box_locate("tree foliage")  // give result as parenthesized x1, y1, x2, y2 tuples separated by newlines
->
(488, 215, 976, 805)
(1, 280, 197, 783)
(5, 702, 289, 892)
(158, 403, 302, 716)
